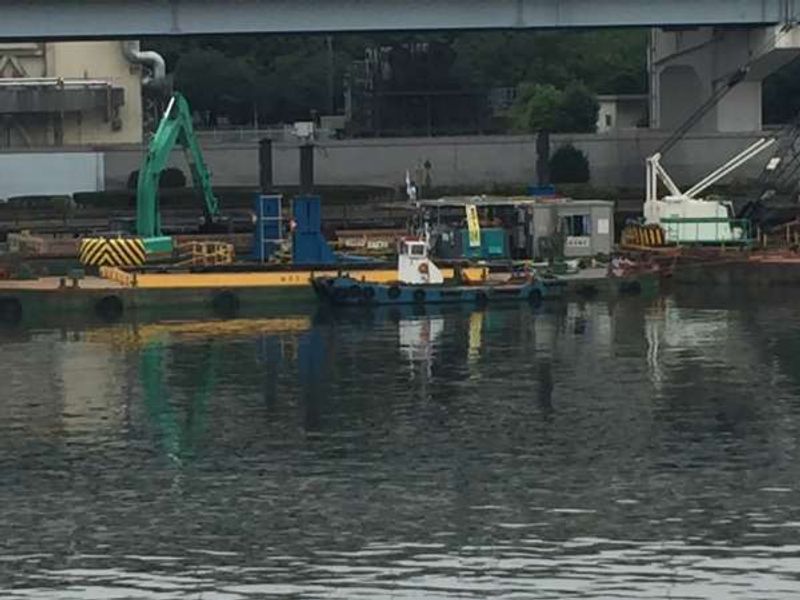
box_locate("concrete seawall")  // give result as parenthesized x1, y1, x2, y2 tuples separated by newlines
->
(1, 130, 770, 198)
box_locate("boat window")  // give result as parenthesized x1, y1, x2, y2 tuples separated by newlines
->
(410, 244, 425, 256)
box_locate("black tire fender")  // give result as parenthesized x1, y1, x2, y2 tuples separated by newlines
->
(0, 297, 23, 324)
(95, 295, 123, 322)
(212, 290, 240, 318)
(413, 288, 426, 303)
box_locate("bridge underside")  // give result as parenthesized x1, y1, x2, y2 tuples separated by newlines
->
(0, 0, 795, 39)
(652, 25, 800, 133)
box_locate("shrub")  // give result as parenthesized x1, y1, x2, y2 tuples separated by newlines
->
(549, 144, 590, 184)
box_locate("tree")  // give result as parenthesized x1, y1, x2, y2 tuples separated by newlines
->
(554, 82, 599, 133)
(173, 48, 256, 125)
(147, 29, 633, 129)
(550, 144, 590, 183)
(509, 82, 598, 133)
(451, 30, 648, 94)
(508, 83, 562, 132)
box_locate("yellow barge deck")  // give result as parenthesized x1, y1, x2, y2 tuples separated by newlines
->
(99, 266, 487, 289)
(0, 265, 489, 325)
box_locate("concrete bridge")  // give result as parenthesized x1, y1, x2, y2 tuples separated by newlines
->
(2, 0, 800, 143)
(0, 0, 798, 39)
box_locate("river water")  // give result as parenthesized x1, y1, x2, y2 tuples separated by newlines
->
(2, 291, 800, 599)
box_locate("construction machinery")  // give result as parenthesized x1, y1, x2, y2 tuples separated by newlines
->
(136, 92, 222, 253)
(637, 62, 773, 246)
(79, 92, 222, 266)
(644, 137, 776, 244)
(738, 113, 800, 229)
(631, 23, 800, 246)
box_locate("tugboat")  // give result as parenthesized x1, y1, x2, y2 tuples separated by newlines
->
(312, 237, 563, 306)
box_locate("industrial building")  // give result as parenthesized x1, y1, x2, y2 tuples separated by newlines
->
(596, 94, 648, 133)
(344, 42, 492, 137)
(0, 41, 157, 147)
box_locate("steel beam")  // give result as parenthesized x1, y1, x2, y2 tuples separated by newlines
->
(0, 0, 793, 40)
(0, 85, 124, 113)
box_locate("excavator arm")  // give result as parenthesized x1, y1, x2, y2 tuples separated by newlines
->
(136, 93, 220, 238)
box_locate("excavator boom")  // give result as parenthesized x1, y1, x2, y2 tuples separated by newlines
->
(136, 93, 220, 238)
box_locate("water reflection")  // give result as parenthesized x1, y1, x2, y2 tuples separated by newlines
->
(2, 296, 800, 598)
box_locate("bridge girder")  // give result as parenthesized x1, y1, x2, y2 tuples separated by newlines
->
(0, 0, 796, 40)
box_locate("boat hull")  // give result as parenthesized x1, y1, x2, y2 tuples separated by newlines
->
(312, 276, 563, 306)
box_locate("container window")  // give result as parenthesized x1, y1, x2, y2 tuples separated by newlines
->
(563, 215, 591, 237)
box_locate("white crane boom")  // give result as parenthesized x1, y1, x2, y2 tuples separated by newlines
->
(684, 137, 776, 199)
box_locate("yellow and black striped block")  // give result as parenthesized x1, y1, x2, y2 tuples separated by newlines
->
(621, 224, 666, 248)
(79, 237, 146, 267)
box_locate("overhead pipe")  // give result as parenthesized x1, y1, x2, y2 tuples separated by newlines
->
(121, 40, 166, 91)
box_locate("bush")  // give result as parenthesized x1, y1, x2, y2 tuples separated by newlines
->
(550, 144, 590, 184)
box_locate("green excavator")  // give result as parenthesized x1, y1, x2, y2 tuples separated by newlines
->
(79, 92, 222, 266)
(136, 92, 222, 254)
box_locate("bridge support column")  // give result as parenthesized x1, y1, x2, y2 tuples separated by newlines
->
(650, 26, 800, 133)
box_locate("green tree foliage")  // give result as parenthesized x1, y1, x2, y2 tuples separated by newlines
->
(508, 83, 562, 132)
(509, 82, 598, 133)
(150, 35, 348, 125)
(451, 30, 648, 93)
(146, 29, 800, 130)
(550, 144, 590, 184)
(146, 30, 644, 129)
(173, 48, 256, 125)
(558, 83, 600, 132)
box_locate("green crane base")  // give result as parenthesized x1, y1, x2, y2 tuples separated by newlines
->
(143, 236, 174, 255)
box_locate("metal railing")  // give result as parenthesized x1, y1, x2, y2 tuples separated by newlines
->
(99, 266, 137, 287)
(659, 217, 753, 245)
(194, 126, 340, 144)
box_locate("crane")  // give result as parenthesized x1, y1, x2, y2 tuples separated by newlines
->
(642, 26, 797, 244)
(136, 92, 221, 251)
(645, 138, 776, 243)
(738, 112, 800, 228)
(78, 92, 223, 267)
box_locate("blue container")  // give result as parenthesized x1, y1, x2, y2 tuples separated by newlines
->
(252, 194, 282, 262)
(527, 185, 557, 197)
(459, 228, 508, 260)
(292, 195, 337, 265)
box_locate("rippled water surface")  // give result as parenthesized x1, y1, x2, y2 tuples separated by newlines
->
(3, 292, 800, 599)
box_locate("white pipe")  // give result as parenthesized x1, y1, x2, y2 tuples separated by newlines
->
(121, 40, 166, 89)
(685, 137, 776, 199)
